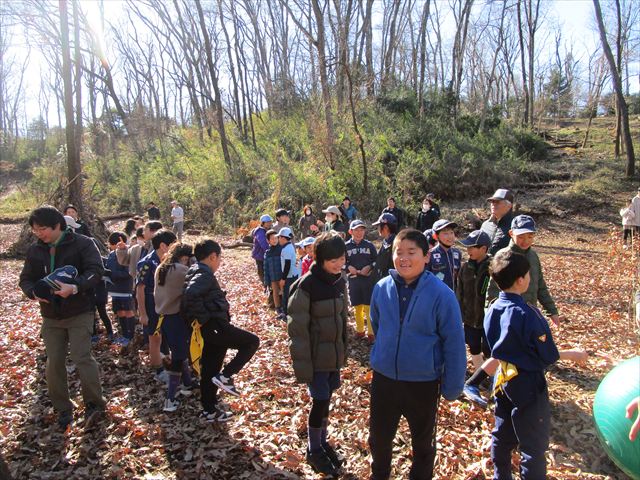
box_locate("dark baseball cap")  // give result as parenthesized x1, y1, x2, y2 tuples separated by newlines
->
(458, 230, 491, 247)
(372, 213, 397, 226)
(432, 219, 458, 233)
(275, 208, 289, 218)
(511, 215, 536, 235)
(487, 188, 515, 203)
(349, 219, 366, 230)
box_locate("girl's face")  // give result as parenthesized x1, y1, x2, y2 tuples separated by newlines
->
(343, 199, 350, 207)
(322, 255, 346, 275)
(268, 235, 278, 246)
(305, 208, 311, 216)
(304, 244, 314, 256)
(178, 255, 190, 265)
(325, 213, 336, 223)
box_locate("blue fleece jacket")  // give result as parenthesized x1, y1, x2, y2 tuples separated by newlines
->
(370, 268, 466, 400)
(105, 250, 133, 295)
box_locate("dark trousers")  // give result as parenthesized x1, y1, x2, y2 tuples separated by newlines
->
(200, 321, 259, 411)
(491, 378, 550, 479)
(282, 276, 298, 315)
(255, 259, 265, 284)
(369, 372, 440, 480)
(623, 227, 633, 243)
(93, 302, 114, 336)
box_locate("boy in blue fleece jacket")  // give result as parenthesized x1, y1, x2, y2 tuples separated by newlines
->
(368, 228, 466, 480)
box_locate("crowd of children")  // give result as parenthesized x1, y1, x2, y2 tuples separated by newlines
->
(50, 188, 599, 479)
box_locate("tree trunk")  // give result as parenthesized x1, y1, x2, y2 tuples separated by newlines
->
(59, 0, 83, 212)
(517, 0, 529, 127)
(194, 0, 233, 171)
(593, 0, 635, 176)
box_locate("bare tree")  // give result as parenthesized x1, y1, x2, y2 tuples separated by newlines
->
(593, 0, 635, 176)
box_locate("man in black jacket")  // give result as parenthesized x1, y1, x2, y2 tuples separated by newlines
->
(182, 239, 259, 421)
(19, 205, 106, 429)
(481, 189, 515, 255)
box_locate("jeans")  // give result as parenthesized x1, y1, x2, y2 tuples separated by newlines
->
(41, 311, 106, 412)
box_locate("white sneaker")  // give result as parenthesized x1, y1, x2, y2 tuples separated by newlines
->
(212, 374, 240, 396)
(163, 398, 180, 412)
(199, 408, 233, 422)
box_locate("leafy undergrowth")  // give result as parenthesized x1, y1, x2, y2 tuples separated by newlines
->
(0, 226, 638, 479)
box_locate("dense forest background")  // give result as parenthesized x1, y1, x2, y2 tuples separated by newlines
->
(0, 0, 638, 230)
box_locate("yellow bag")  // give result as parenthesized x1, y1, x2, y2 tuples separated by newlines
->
(189, 320, 204, 376)
(493, 360, 519, 396)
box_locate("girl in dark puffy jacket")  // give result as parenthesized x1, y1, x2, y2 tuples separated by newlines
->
(181, 239, 260, 422)
(287, 232, 348, 477)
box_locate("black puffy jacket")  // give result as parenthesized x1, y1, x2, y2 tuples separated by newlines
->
(19, 228, 104, 319)
(181, 262, 231, 329)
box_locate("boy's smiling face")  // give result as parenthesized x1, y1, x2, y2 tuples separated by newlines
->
(511, 231, 535, 250)
(350, 226, 366, 242)
(267, 234, 278, 246)
(393, 239, 429, 284)
(436, 227, 456, 248)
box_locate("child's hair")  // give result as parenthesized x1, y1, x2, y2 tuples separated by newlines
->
(387, 196, 395, 203)
(266, 229, 277, 240)
(393, 228, 429, 255)
(28, 205, 66, 229)
(380, 222, 398, 235)
(157, 243, 193, 286)
(490, 250, 531, 290)
(63, 204, 78, 215)
(151, 229, 177, 250)
(145, 220, 163, 233)
(422, 196, 432, 205)
(194, 239, 221, 261)
(108, 231, 127, 245)
(135, 226, 144, 238)
(124, 218, 137, 237)
(314, 232, 346, 265)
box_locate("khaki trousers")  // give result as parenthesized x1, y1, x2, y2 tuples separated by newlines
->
(41, 311, 105, 412)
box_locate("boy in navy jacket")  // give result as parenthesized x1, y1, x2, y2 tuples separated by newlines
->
(369, 229, 466, 480)
(484, 250, 587, 479)
(427, 219, 461, 290)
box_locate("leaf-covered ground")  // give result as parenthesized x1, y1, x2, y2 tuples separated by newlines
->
(0, 218, 638, 479)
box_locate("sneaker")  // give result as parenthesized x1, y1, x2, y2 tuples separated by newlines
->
(462, 384, 488, 409)
(306, 448, 338, 476)
(199, 408, 233, 423)
(178, 384, 195, 397)
(155, 370, 169, 384)
(322, 443, 344, 468)
(84, 403, 104, 429)
(163, 398, 180, 412)
(57, 410, 73, 429)
(212, 374, 240, 396)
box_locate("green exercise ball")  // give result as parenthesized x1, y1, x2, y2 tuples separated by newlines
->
(593, 356, 640, 480)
